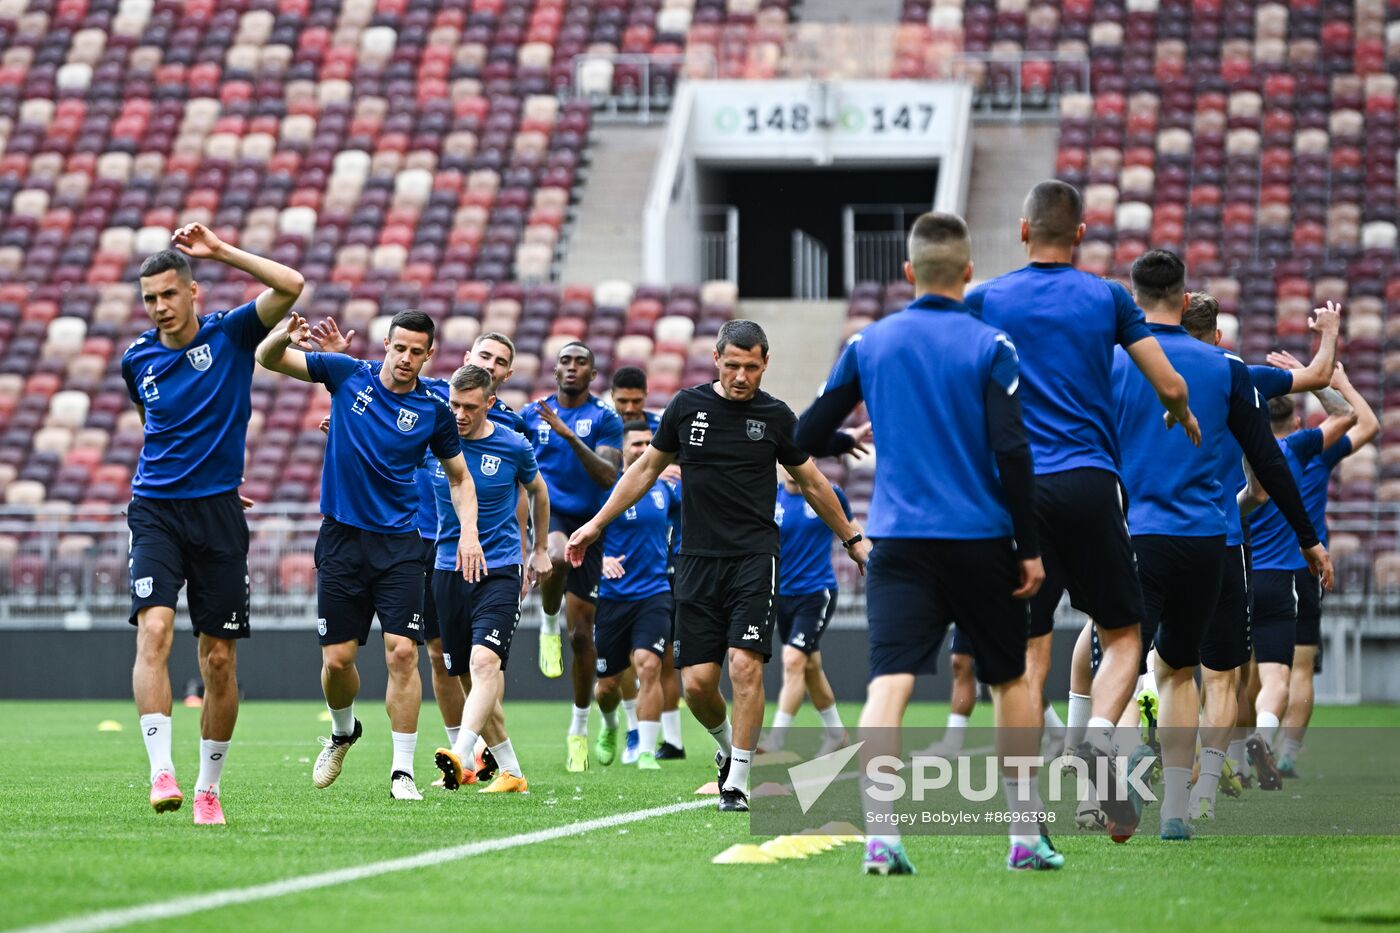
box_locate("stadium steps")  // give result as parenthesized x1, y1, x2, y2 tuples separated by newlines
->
(559, 125, 668, 285)
(965, 122, 1061, 280)
(738, 299, 847, 409)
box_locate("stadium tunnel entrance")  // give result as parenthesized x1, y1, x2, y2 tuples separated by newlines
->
(698, 164, 938, 299)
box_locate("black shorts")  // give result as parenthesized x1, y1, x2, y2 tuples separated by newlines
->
(431, 565, 522, 671)
(550, 511, 602, 604)
(595, 592, 673, 677)
(420, 536, 441, 641)
(674, 553, 778, 667)
(1200, 543, 1252, 672)
(1029, 468, 1146, 637)
(127, 492, 250, 639)
(1294, 566, 1323, 648)
(865, 537, 1029, 687)
(315, 518, 426, 646)
(948, 625, 973, 656)
(1251, 568, 1300, 665)
(1133, 534, 1225, 672)
(776, 588, 837, 655)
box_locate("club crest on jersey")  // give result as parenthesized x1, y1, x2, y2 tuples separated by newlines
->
(746, 419, 766, 441)
(185, 344, 212, 372)
(651, 489, 666, 509)
(576, 418, 593, 438)
(480, 454, 501, 476)
(396, 408, 419, 432)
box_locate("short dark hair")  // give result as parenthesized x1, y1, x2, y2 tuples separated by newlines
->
(1022, 180, 1083, 246)
(1268, 395, 1296, 430)
(1130, 249, 1187, 308)
(474, 331, 516, 363)
(715, 320, 768, 357)
(622, 419, 652, 434)
(388, 309, 435, 347)
(449, 364, 493, 394)
(611, 366, 647, 391)
(558, 340, 593, 363)
(139, 249, 192, 282)
(907, 211, 971, 288)
(1183, 292, 1219, 340)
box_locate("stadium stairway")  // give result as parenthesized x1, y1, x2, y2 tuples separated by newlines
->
(965, 123, 1061, 279)
(559, 125, 668, 285)
(739, 298, 847, 409)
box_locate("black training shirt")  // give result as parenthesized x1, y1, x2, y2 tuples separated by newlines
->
(652, 383, 809, 558)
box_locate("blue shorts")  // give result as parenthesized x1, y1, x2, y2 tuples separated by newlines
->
(315, 519, 425, 646)
(419, 535, 440, 640)
(127, 491, 249, 639)
(431, 565, 523, 671)
(550, 511, 603, 604)
(865, 537, 1028, 686)
(947, 625, 972, 656)
(594, 591, 673, 677)
(775, 588, 837, 654)
(1252, 568, 1300, 666)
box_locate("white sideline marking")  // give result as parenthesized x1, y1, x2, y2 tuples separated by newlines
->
(11, 798, 714, 933)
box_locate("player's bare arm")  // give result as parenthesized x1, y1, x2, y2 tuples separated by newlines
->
(1124, 336, 1202, 446)
(565, 446, 675, 566)
(1289, 301, 1342, 393)
(534, 398, 621, 488)
(254, 312, 316, 381)
(440, 452, 485, 582)
(523, 473, 553, 586)
(171, 222, 304, 328)
(783, 458, 870, 573)
(1332, 364, 1379, 449)
(1238, 457, 1270, 517)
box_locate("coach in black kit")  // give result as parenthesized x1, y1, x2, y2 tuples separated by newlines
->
(567, 320, 869, 811)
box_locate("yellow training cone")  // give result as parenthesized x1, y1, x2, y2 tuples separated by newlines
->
(712, 844, 778, 865)
(318, 710, 333, 722)
(784, 835, 831, 855)
(795, 834, 838, 851)
(800, 829, 846, 846)
(759, 838, 809, 860)
(818, 821, 864, 842)
(97, 720, 123, 732)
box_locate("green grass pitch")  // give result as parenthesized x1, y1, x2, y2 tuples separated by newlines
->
(3, 700, 1399, 932)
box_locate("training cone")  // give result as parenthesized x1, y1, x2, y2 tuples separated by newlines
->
(97, 720, 123, 732)
(752, 781, 792, 797)
(785, 835, 832, 855)
(694, 781, 721, 795)
(793, 834, 837, 851)
(759, 838, 809, 860)
(712, 844, 778, 865)
(818, 821, 864, 842)
(317, 710, 333, 722)
(754, 750, 801, 766)
(183, 695, 203, 708)
(800, 828, 847, 846)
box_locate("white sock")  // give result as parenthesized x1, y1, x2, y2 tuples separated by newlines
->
(140, 713, 174, 782)
(451, 727, 480, 762)
(600, 705, 618, 730)
(816, 704, 844, 738)
(490, 739, 522, 778)
(1003, 776, 1042, 848)
(1197, 746, 1226, 802)
(943, 712, 969, 753)
(621, 698, 639, 731)
(539, 607, 559, 637)
(661, 710, 684, 748)
(1281, 737, 1301, 761)
(638, 720, 660, 757)
(570, 705, 590, 737)
(391, 731, 416, 777)
(195, 738, 229, 795)
(1256, 711, 1280, 747)
(1162, 766, 1191, 823)
(1087, 716, 1116, 754)
(1226, 737, 1247, 766)
(708, 718, 733, 758)
(329, 703, 355, 737)
(768, 710, 794, 751)
(725, 747, 753, 794)
(1043, 704, 1065, 733)
(445, 725, 461, 748)
(1066, 692, 1092, 748)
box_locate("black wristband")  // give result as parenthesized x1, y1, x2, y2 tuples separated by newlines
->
(842, 532, 864, 549)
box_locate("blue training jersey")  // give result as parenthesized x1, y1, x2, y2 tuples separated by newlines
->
(414, 389, 527, 541)
(122, 300, 270, 498)
(1217, 364, 1296, 546)
(818, 294, 1020, 540)
(776, 482, 851, 596)
(522, 394, 622, 517)
(600, 478, 678, 601)
(966, 263, 1152, 477)
(1247, 428, 1323, 570)
(1113, 323, 1240, 537)
(308, 353, 460, 532)
(434, 421, 537, 571)
(1301, 435, 1351, 548)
